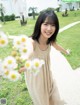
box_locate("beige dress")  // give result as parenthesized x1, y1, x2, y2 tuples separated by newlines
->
(25, 41, 64, 105)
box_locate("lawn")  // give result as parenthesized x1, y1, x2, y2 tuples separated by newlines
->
(0, 10, 80, 105)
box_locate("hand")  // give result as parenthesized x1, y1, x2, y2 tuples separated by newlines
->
(18, 66, 26, 74)
(66, 49, 71, 55)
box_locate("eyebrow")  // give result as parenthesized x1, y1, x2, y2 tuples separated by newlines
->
(43, 21, 55, 25)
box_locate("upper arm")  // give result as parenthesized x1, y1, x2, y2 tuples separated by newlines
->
(51, 42, 58, 48)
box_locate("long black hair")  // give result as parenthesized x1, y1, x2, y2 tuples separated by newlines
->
(31, 9, 59, 44)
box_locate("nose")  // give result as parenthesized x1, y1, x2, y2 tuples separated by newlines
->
(47, 25, 52, 30)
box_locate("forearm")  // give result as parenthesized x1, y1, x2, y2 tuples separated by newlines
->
(55, 44, 68, 54)
(52, 42, 69, 55)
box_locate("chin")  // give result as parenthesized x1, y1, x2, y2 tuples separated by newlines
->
(42, 34, 52, 39)
(45, 35, 52, 38)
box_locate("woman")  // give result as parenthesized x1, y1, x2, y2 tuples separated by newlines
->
(19, 10, 65, 105)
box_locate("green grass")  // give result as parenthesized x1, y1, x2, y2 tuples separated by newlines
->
(0, 10, 80, 105)
(0, 18, 36, 36)
(57, 10, 80, 28)
(57, 23, 80, 69)
(0, 76, 32, 105)
(0, 10, 80, 35)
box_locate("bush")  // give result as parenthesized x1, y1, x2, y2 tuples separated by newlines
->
(5, 15, 11, 21)
(10, 14, 15, 20)
(28, 13, 32, 16)
(0, 14, 15, 22)
(28, 12, 39, 17)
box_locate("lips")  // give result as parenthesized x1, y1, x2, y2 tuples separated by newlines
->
(45, 32, 52, 36)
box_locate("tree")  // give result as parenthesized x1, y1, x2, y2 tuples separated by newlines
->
(0, 3, 5, 24)
(28, 7, 37, 19)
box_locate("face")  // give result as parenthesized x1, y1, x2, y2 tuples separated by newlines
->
(40, 18, 56, 39)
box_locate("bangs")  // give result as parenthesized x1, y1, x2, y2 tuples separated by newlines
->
(45, 16, 55, 25)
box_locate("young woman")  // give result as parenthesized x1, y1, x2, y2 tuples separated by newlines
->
(19, 10, 65, 105)
(19, 10, 80, 105)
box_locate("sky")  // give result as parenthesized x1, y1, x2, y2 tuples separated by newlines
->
(26, 0, 59, 12)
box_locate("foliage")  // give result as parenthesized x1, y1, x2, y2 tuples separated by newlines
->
(0, 14, 15, 22)
(40, 7, 55, 13)
(28, 7, 38, 19)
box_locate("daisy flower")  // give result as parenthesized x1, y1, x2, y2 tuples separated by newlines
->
(25, 60, 32, 70)
(19, 46, 31, 60)
(8, 70, 22, 82)
(32, 58, 45, 75)
(0, 31, 8, 47)
(3, 56, 17, 70)
(12, 35, 28, 48)
(32, 58, 44, 69)
(3, 69, 10, 78)
(13, 37, 21, 49)
(13, 35, 33, 60)
(19, 35, 33, 49)
(19, 35, 28, 46)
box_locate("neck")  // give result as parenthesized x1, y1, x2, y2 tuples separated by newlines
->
(39, 35, 48, 45)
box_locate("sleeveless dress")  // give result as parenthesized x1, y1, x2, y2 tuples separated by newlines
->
(24, 41, 65, 105)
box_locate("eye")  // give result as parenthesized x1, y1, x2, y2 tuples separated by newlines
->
(51, 24, 55, 26)
(43, 23, 48, 25)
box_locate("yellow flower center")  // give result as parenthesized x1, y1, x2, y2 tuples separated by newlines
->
(11, 51, 17, 57)
(17, 41, 20, 45)
(21, 38, 26, 42)
(0, 39, 5, 44)
(8, 60, 12, 64)
(11, 74, 16, 79)
(25, 63, 30, 67)
(16, 56, 21, 61)
(4, 65, 7, 69)
(23, 49, 27, 53)
(35, 62, 39, 67)
(5, 70, 9, 76)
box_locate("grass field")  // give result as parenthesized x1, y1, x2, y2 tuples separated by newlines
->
(0, 10, 80, 105)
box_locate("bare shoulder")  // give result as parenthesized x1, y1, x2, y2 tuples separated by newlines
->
(51, 41, 57, 46)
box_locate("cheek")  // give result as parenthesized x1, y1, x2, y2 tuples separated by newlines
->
(52, 27, 56, 33)
(41, 26, 46, 33)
